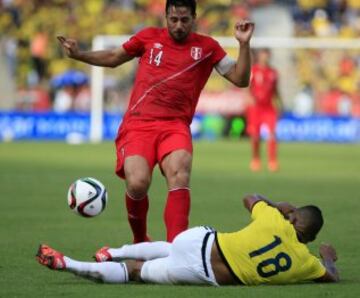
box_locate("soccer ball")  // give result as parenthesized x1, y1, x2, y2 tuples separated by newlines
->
(67, 177, 108, 217)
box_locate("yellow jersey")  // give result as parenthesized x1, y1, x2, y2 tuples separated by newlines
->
(216, 202, 326, 285)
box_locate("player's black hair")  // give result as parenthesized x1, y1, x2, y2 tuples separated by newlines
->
(297, 205, 324, 242)
(165, 0, 197, 16)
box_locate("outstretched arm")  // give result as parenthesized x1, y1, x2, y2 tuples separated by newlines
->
(57, 36, 134, 68)
(223, 20, 254, 87)
(316, 244, 340, 283)
(243, 194, 297, 217)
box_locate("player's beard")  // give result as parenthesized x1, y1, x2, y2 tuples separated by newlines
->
(170, 29, 189, 42)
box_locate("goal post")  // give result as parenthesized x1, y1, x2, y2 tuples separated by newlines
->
(90, 35, 130, 143)
(90, 35, 360, 143)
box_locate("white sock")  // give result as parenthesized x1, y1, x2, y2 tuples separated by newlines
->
(64, 257, 129, 283)
(108, 241, 171, 261)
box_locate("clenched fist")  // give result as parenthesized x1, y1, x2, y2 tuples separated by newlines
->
(234, 20, 255, 44)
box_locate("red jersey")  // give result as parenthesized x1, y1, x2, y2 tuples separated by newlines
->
(250, 64, 278, 108)
(122, 27, 226, 124)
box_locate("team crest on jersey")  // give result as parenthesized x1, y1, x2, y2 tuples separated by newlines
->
(191, 47, 202, 60)
(154, 42, 163, 49)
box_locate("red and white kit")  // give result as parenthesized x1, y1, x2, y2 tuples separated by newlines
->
(116, 27, 227, 177)
(247, 64, 278, 137)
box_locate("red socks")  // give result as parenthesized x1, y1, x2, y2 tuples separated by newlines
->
(252, 136, 277, 162)
(164, 188, 191, 242)
(126, 189, 191, 243)
(125, 193, 149, 243)
(268, 138, 277, 162)
(251, 136, 260, 160)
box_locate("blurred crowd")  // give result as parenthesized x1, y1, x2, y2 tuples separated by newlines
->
(292, 0, 360, 117)
(0, 0, 359, 117)
(293, 0, 360, 37)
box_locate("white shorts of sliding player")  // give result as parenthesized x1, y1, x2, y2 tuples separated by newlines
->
(141, 226, 218, 286)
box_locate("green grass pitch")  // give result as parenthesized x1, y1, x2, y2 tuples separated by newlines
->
(0, 140, 359, 297)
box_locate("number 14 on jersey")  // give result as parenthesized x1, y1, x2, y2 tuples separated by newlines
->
(149, 49, 163, 66)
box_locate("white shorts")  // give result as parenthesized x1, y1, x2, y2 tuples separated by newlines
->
(140, 226, 218, 286)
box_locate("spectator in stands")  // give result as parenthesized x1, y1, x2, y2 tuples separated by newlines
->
(53, 83, 76, 113)
(293, 84, 314, 117)
(73, 81, 91, 112)
(351, 85, 360, 117)
(16, 83, 51, 111)
(3, 36, 17, 77)
(312, 9, 335, 36)
(30, 26, 49, 82)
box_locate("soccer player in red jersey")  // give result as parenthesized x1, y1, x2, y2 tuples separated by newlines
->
(246, 48, 282, 172)
(57, 0, 255, 243)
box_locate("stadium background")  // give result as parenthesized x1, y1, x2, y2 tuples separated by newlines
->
(1, 0, 360, 142)
(0, 1, 360, 297)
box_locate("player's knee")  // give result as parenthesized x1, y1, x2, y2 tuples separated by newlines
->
(126, 174, 151, 198)
(176, 170, 191, 186)
(163, 151, 192, 188)
(167, 168, 191, 188)
(166, 158, 191, 185)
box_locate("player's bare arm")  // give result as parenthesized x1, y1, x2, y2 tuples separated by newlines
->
(223, 20, 254, 87)
(57, 36, 133, 67)
(243, 194, 297, 216)
(316, 244, 340, 283)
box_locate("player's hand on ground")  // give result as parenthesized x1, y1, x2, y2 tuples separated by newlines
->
(319, 243, 338, 262)
(234, 20, 255, 44)
(57, 36, 80, 59)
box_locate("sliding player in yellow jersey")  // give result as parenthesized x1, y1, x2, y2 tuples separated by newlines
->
(36, 194, 339, 285)
(215, 194, 338, 284)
